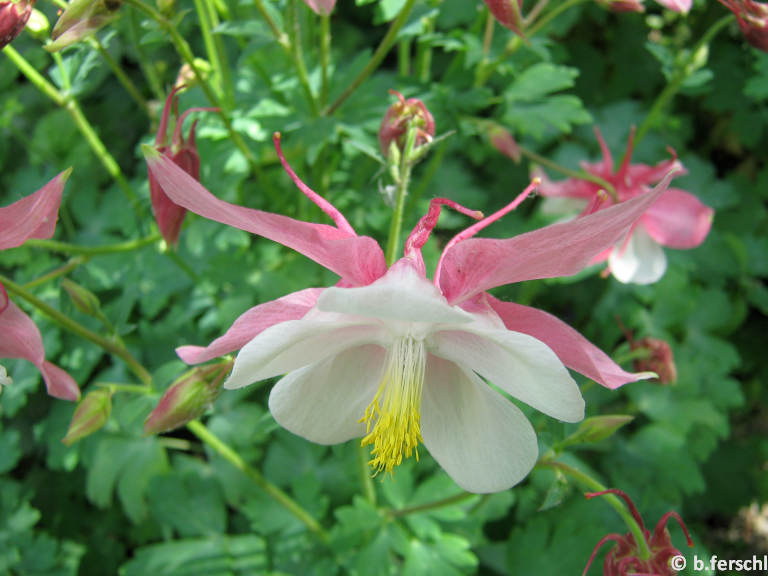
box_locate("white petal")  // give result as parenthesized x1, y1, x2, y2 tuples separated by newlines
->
(608, 226, 667, 285)
(0, 364, 11, 387)
(421, 355, 539, 493)
(429, 328, 584, 422)
(317, 260, 473, 325)
(269, 345, 385, 444)
(225, 316, 384, 389)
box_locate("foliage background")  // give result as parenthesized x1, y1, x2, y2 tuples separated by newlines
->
(0, 0, 766, 574)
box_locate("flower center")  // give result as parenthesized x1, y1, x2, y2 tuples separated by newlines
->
(360, 336, 426, 475)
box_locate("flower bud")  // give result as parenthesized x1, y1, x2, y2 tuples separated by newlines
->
(483, 0, 525, 36)
(0, 0, 35, 49)
(62, 389, 112, 446)
(718, 0, 768, 53)
(144, 362, 230, 435)
(61, 278, 101, 318)
(48, 0, 122, 52)
(301, 0, 336, 16)
(560, 415, 634, 448)
(378, 91, 435, 158)
(632, 337, 677, 384)
(488, 125, 521, 163)
(156, 0, 175, 16)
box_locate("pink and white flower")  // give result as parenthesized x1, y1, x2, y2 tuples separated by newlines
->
(718, 0, 768, 52)
(144, 134, 673, 493)
(0, 171, 80, 401)
(536, 128, 713, 284)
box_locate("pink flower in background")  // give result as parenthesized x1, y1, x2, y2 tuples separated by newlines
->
(718, 0, 768, 52)
(0, 171, 80, 401)
(583, 489, 694, 576)
(484, 0, 525, 36)
(302, 0, 336, 16)
(537, 128, 713, 284)
(144, 133, 672, 493)
(0, 0, 34, 49)
(147, 87, 216, 247)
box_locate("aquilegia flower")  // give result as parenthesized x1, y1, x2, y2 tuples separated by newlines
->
(146, 86, 215, 247)
(0, 0, 34, 49)
(0, 171, 80, 401)
(536, 128, 713, 284)
(484, 0, 525, 36)
(583, 489, 694, 576)
(717, 0, 768, 52)
(144, 134, 673, 493)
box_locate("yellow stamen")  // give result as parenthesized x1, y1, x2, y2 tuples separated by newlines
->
(360, 337, 426, 475)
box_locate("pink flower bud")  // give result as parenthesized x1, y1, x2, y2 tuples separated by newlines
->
(62, 389, 112, 446)
(302, 0, 336, 16)
(488, 125, 521, 163)
(483, 0, 525, 36)
(0, 0, 34, 49)
(147, 87, 217, 247)
(378, 91, 435, 158)
(584, 489, 694, 576)
(61, 278, 101, 317)
(633, 337, 677, 384)
(718, 0, 768, 52)
(144, 361, 230, 435)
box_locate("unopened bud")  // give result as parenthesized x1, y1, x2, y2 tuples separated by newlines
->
(61, 278, 101, 317)
(25, 7, 48, 36)
(48, 0, 122, 52)
(633, 338, 677, 384)
(144, 362, 230, 435)
(488, 125, 521, 163)
(156, 0, 175, 16)
(0, 0, 35, 49)
(483, 0, 525, 36)
(62, 389, 112, 446)
(378, 90, 435, 158)
(560, 415, 634, 448)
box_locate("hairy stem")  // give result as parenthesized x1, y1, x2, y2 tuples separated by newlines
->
(388, 492, 476, 518)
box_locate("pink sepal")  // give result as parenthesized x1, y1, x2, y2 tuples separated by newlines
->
(641, 188, 713, 249)
(177, 287, 325, 364)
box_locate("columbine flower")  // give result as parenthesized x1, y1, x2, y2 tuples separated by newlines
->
(0, 171, 80, 401)
(583, 489, 694, 576)
(536, 127, 713, 284)
(301, 0, 336, 16)
(718, 0, 768, 52)
(144, 133, 673, 493)
(484, 0, 525, 36)
(0, 0, 34, 49)
(147, 87, 216, 247)
(379, 91, 435, 158)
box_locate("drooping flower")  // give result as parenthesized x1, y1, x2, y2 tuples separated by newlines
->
(717, 0, 768, 52)
(536, 127, 713, 284)
(147, 87, 216, 247)
(583, 489, 694, 576)
(484, 0, 525, 37)
(143, 133, 673, 493)
(379, 91, 435, 158)
(0, 171, 80, 401)
(0, 0, 34, 49)
(301, 0, 336, 16)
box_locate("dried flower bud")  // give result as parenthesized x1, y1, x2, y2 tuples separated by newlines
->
(0, 0, 35, 49)
(378, 91, 435, 158)
(48, 0, 122, 52)
(144, 362, 230, 435)
(633, 338, 677, 384)
(62, 389, 112, 446)
(61, 278, 101, 317)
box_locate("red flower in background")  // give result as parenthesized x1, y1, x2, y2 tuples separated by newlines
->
(583, 489, 694, 575)
(0, 171, 80, 401)
(147, 87, 216, 247)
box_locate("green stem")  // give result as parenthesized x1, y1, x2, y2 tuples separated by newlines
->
(186, 420, 329, 541)
(320, 15, 331, 107)
(0, 276, 152, 386)
(22, 257, 88, 289)
(384, 128, 416, 266)
(97, 382, 154, 395)
(324, 0, 417, 115)
(206, 0, 234, 109)
(125, 0, 257, 169)
(414, 16, 435, 83)
(398, 38, 411, 77)
(388, 492, 476, 518)
(473, 12, 495, 87)
(526, 0, 589, 37)
(289, 0, 319, 115)
(25, 233, 161, 256)
(518, 144, 617, 201)
(3, 45, 144, 220)
(634, 14, 734, 147)
(90, 38, 150, 115)
(253, 0, 290, 48)
(356, 443, 377, 506)
(194, 0, 225, 100)
(539, 460, 652, 560)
